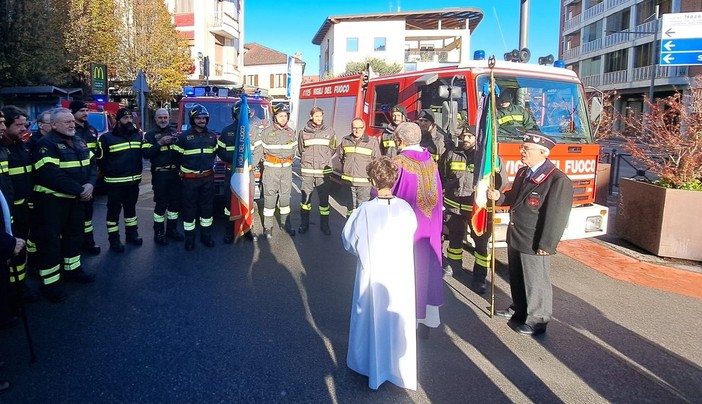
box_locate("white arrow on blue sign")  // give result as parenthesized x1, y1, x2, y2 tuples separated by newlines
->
(660, 52, 702, 65)
(659, 12, 702, 66)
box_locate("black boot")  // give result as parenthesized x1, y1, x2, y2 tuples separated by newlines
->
(126, 228, 143, 246)
(40, 283, 68, 303)
(282, 216, 296, 236)
(200, 229, 215, 248)
(109, 233, 125, 253)
(263, 227, 273, 239)
(244, 229, 258, 242)
(82, 232, 101, 255)
(320, 215, 331, 236)
(154, 222, 168, 246)
(184, 231, 195, 251)
(223, 221, 235, 244)
(166, 219, 184, 241)
(298, 210, 309, 234)
(63, 266, 96, 284)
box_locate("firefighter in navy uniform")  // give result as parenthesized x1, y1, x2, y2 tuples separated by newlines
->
(174, 105, 218, 251)
(143, 108, 184, 246)
(380, 104, 407, 157)
(297, 107, 337, 235)
(33, 108, 97, 302)
(0, 106, 39, 302)
(70, 100, 101, 255)
(252, 103, 297, 239)
(439, 124, 506, 294)
(217, 102, 259, 243)
(417, 109, 447, 162)
(337, 118, 380, 217)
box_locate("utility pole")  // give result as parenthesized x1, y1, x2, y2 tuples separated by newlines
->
(647, 5, 660, 109)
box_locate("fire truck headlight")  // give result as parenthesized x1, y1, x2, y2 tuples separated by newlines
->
(585, 215, 603, 232)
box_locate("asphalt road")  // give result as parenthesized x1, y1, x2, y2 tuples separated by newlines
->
(1, 169, 700, 403)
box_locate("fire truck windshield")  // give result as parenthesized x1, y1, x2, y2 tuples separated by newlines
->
(180, 100, 269, 134)
(475, 75, 593, 144)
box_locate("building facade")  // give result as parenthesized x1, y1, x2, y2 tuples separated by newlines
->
(312, 9, 483, 77)
(560, 0, 701, 115)
(164, 0, 244, 85)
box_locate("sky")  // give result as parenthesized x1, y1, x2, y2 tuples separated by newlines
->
(244, 0, 562, 75)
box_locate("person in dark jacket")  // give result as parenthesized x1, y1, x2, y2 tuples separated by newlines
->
(487, 130, 572, 336)
(173, 105, 218, 251)
(416, 109, 446, 162)
(297, 107, 337, 235)
(143, 108, 183, 246)
(495, 90, 536, 137)
(439, 124, 506, 294)
(33, 108, 98, 302)
(0, 106, 39, 302)
(97, 108, 144, 253)
(70, 100, 101, 255)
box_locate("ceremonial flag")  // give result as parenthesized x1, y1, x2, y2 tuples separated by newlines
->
(229, 95, 253, 240)
(471, 83, 497, 237)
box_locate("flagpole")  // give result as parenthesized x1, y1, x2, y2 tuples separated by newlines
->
(488, 56, 498, 318)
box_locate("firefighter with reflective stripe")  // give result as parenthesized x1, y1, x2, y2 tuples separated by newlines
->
(26, 110, 53, 276)
(297, 107, 337, 235)
(495, 90, 536, 137)
(380, 104, 407, 157)
(0, 106, 39, 303)
(70, 100, 101, 255)
(338, 118, 380, 216)
(32, 108, 98, 302)
(97, 108, 144, 253)
(438, 125, 506, 294)
(416, 109, 447, 162)
(173, 104, 218, 251)
(143, 108, 183, 246)
(217, 102, 260, 243)
(252, 103, 297, 239)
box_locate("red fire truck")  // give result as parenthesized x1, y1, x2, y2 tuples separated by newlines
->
(60, 99, 121, 136)
(296, 58, 608, 242)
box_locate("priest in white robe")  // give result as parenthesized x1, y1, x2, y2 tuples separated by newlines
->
(342, 157, 418, 390)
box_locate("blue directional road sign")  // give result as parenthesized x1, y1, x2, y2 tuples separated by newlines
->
(659, 12, 702, 66)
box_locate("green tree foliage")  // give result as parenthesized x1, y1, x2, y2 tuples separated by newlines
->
(345, 57, 402, 76)
(64, 0, 122, 87)
(0, 0, 71, 87)
(117, 0, 192, 103)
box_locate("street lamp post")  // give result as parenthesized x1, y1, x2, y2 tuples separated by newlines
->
(647, 5, 660, 110)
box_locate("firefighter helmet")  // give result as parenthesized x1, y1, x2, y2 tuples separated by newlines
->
(273, 103, 290, 116)
(189, 104, 209, 124)
(231, 101, 242, 120)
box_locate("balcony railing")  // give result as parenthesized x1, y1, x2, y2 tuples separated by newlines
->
(581, 38, 602, 55)
(604, 31, 631, 47)
(583, 1, 605, 21)
(564, 14, 582, 32)
(605, 0, 629, 9)
(603, 69, 627, 85)
(562, 46, 581, 60)
(404, 50, 455, 63)
(632, 65, 689, 82)
(581, 75, 602, 88)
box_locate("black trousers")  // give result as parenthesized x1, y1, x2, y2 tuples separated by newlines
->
(34, 193, 84, 286)
(445, 211, 492, 281)
(9, 201, 29, 283)
(106, 184, 140, 236)
(181, 177, 214, 234)
(152, 170, 182, 222)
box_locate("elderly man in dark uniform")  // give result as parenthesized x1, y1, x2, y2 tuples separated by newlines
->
(487, 130, 572, 336)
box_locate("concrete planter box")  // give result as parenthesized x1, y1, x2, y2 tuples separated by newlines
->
(616, 178, 702, 261)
